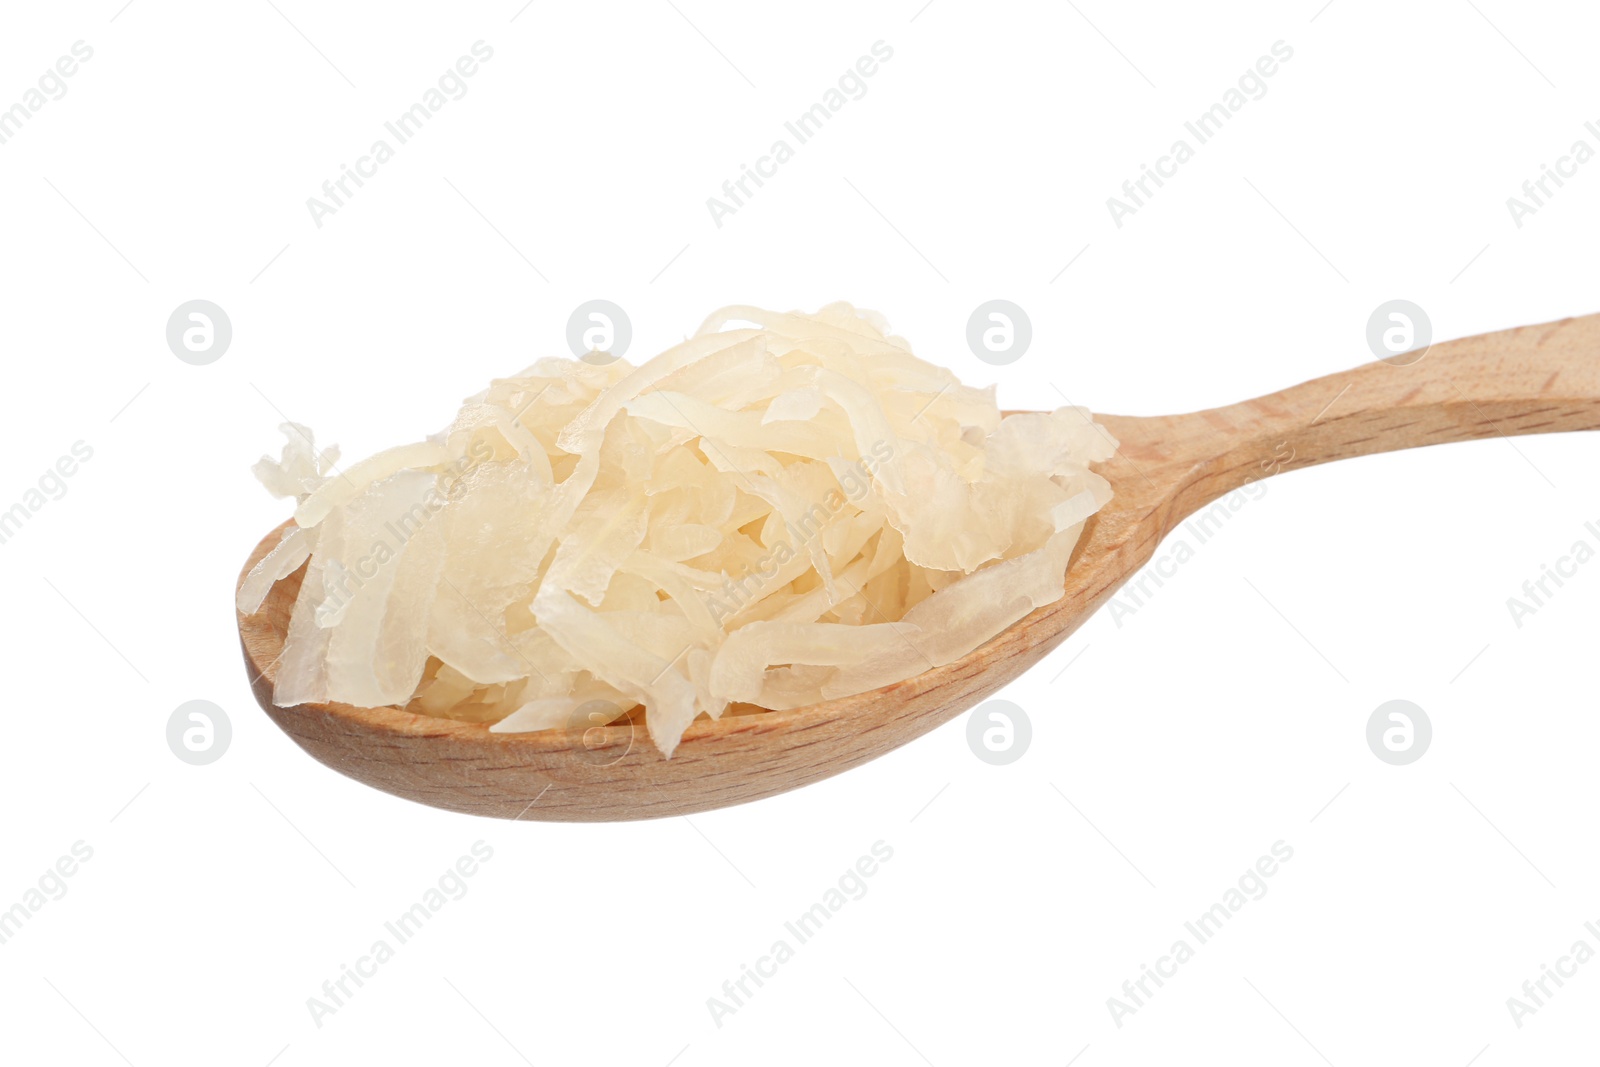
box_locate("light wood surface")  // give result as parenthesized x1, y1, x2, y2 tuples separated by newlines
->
(238, 313, 1600, 821)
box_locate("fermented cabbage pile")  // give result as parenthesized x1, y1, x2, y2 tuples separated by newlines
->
(240, 304, 1116, 757)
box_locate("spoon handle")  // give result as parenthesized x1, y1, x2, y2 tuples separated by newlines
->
(1102, 312, 1600, 522)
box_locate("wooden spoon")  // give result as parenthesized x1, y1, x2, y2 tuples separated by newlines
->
(238, 313, 1600, 821)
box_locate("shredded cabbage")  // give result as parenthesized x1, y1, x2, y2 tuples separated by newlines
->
(244, 303, 1117, 757)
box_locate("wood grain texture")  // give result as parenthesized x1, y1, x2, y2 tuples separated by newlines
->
(238, 313, 1600, 821)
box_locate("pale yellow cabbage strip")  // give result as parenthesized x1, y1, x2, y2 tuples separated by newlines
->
(249, 304, 1116, 757)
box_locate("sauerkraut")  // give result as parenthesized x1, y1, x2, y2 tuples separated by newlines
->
(241, 304, 1116, 757)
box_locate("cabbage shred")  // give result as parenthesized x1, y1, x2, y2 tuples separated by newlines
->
(242, 304, 1116, 757)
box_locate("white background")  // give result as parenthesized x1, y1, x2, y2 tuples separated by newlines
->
(1, 1, 1597, 1063)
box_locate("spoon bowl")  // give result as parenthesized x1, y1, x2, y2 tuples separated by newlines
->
(239, 313, 1600, 820)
